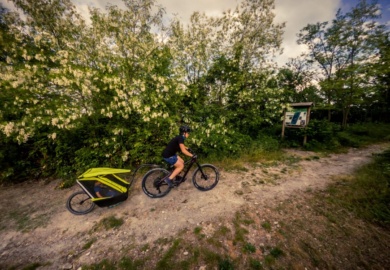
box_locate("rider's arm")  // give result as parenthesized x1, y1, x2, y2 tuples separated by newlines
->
(179, 143, 193, 157)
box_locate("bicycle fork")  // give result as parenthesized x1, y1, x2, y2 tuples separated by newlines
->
(196, 161, 208, 180)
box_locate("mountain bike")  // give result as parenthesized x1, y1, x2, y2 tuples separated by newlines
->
(142, 150, 220, 198)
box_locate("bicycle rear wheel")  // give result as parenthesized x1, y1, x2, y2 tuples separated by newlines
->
(142, 168, 171, 198)
(66, 191, 95, 215)
(192, 164, 219, 191)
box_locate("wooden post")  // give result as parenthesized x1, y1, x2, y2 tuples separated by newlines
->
(281, 110, 286, 139)
(303, 106, 311, 145)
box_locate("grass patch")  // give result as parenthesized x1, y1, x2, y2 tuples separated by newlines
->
(91, 215, 124, 232)
(213, 146, 285, 172)
(101, 215, 124, 229)
(194, 226, 206, 239)
(263, 246, 284, 266)
(21, 263, 43, 270)
(82, 238, 97, 250)
(6, 207, 50, 232)
(82, 257, 145, 270)
(243, 242, 256, 253)
(156, 239, 180, 270)
(233, 212, 252, 244)
(325, 149, 390, 226)
(194, 226, 202, 235)
(261, 221, 272, 232)
(249, 258, 263, 269)
(218, 257, 235, 270)
(214, 225, 231, 237)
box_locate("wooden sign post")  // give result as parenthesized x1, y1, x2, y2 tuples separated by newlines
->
(282, 102, 313, 145)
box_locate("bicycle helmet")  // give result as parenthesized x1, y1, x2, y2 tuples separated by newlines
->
(179, 125, 191, 134)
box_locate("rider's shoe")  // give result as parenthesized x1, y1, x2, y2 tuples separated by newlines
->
(163, 176, 174, 188)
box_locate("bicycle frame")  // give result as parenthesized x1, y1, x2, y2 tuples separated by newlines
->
(167, 157, 206, 185)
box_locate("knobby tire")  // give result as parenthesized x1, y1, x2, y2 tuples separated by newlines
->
(66, 191, 95, 215)
(142, 168, 171, 198)
(192, 164, 219, 191)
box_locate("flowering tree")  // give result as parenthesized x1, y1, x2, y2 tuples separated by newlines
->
(0, 0, 286, 182)
(168, 0, 285, 149)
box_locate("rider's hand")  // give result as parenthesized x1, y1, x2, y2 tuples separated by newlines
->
(192, 155, 197, 160)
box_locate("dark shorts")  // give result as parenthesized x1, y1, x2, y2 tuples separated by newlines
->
(163, 155, 178, 165)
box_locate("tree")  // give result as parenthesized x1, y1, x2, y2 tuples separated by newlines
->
(277, 57, 320, 104)
(370, 32, 390, 121)
(297, 0, 386, 127)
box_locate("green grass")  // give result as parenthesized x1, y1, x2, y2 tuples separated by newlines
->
(82, 257, 145, 270)
(213, 147, 285, 172)
(90, 215, 124, 233)
(6, 207, 50, 232)
(82, 238, 97, 250)
(155, 238, 181, 269)
(261, 221, 272, 232)
(326, 149, 390, 226)
(243, 242, 256, 253)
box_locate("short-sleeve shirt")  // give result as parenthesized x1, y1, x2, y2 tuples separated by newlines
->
(162, 135, 185, 158)
(94, 184, 119, 197)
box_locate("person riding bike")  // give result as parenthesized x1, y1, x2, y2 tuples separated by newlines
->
(162, 125, 196, 188)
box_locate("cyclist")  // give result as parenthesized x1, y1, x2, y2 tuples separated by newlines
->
(162, 125, 196, 188)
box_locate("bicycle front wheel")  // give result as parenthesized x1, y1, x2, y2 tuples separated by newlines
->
(192, 164, 219, 191)
(66, 191, 95, 215)
(142, 168, 171, 198)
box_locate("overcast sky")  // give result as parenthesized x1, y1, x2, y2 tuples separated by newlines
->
(2, 0, 390, 66)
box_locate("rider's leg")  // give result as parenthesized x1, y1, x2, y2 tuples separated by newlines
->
(169, 156, 184, 180)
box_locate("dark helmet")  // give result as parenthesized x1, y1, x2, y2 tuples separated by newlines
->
(179, 125, 191, 134)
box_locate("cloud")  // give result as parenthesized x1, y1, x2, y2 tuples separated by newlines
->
(274, 0, 340, 65)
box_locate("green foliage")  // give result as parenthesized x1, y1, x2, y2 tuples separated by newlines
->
(336, 131, 362, 148)
(0, 0, 389, 184)
(283, 121, 390, 151)
(297, 0, 388, 127)
(0, 0, 288, 184)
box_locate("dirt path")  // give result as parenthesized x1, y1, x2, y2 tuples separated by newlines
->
(0, 143, 388, 269)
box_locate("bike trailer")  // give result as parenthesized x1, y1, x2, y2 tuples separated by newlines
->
(76, 167, 131, 207)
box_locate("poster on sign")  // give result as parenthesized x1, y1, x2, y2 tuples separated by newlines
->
(285, 108, 308, 127)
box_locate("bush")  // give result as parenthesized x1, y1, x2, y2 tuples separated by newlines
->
(336, 131, 362, 148)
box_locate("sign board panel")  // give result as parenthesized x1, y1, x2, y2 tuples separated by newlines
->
(285, 108, 307, 127)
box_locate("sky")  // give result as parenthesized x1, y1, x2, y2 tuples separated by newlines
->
(2, 0, 390, 66)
